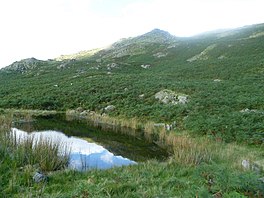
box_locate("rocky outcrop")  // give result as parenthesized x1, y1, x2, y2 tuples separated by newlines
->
(218, 55, 226, 60)
(153, 52, 167, 58)
(57, 59, 76, 69)
(155, 89, 188, 105)
(242, 159, 264, 174)
(187, 44, 217, 62)
(249, 31, 264, 39)
(141, 64, 151, 69)
(4, 58, 40, 73)
(107, 63, 118, 70)
(240, 108, 264, 114)
(98, 29, 176, 59)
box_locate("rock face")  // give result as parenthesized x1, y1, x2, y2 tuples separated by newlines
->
(187, 44, 217, 62)
(155, 90, 188, 105)
(99, 28, 176, 59)
(4, 58, 40, 73)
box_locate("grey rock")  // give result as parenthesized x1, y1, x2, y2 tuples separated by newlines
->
(107, 63, 118, 70)
(242, 159, 250, 170)
(155, 90, 188, 105)
(139, 94, 145, 99)
(33, 171, 47, 183)
(240, 108, 259, 113)
(141, 64, 151, 69)
(154, 121, 176, 131)
(165, 124, 172, 131)
(4, 57, 40, 73)
(80, 110, 89, 116)
(178, 95, 188, 104)
(153, 52, 167, 58)
(252, 163, 262, 174)
(218, 55, 226, 60)
(214, 79, 222, 82)
(104, 105, 116, 112)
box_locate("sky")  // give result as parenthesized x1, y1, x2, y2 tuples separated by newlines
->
(0, 0, 264, 68)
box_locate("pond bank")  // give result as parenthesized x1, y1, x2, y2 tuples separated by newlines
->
(1, 109, 263, 197)
(4, 108, 264, 168)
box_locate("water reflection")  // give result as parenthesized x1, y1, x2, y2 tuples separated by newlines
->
(11, 128, 136, 171)
(13, 115, 169, 162)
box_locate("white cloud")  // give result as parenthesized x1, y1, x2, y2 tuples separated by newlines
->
(0, 0, 264, 68)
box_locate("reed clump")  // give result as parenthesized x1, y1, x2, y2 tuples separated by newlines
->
(1, 132, 69, 171)
(65, 109, 214, 165)
(66, 109, 263, 168)
(0, 128, 70, 172)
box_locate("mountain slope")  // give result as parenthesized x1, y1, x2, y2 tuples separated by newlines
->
(0, 24, 264, 144)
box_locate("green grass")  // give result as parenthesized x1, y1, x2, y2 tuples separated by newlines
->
(2, 160, 263, 197)
(0, 111, 263, 197)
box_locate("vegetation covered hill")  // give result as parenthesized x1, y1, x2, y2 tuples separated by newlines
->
(1, 24, 264, 197)
(1, 24, 264, 145)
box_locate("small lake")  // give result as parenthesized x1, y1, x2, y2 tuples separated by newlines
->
(12, 115, 168, 171)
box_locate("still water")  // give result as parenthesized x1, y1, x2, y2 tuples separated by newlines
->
(12, 115, 168, 171)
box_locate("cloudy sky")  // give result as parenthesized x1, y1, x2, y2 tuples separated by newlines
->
(0, 0, 264, 68)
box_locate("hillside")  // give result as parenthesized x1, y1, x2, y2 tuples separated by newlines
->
(1, 23, 264, 145)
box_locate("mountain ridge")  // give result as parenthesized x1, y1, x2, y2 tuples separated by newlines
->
(3, 23, 264, 69)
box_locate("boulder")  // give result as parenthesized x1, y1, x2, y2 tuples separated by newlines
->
(104, 105, 116, 112)
(213, 79, 222, 82)
(80, 110, 89, 116)
(139, 94, 145, 99)
(241, 159, 264, 174)
(33, 171, 47, 183)
(178, 95, 188, 104)
(155, 89, 188, 105)
(242, 159, 250, 170)
(141, 64, 151, 69)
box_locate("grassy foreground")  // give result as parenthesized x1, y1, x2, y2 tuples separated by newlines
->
(0, 111, 263, 197)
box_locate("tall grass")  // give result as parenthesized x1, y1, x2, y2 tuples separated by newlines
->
(67, 110, 215, 165)
(0, 114, 70, 172)
(66, 109, 263, 168)
(1, 131, 70, 172)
